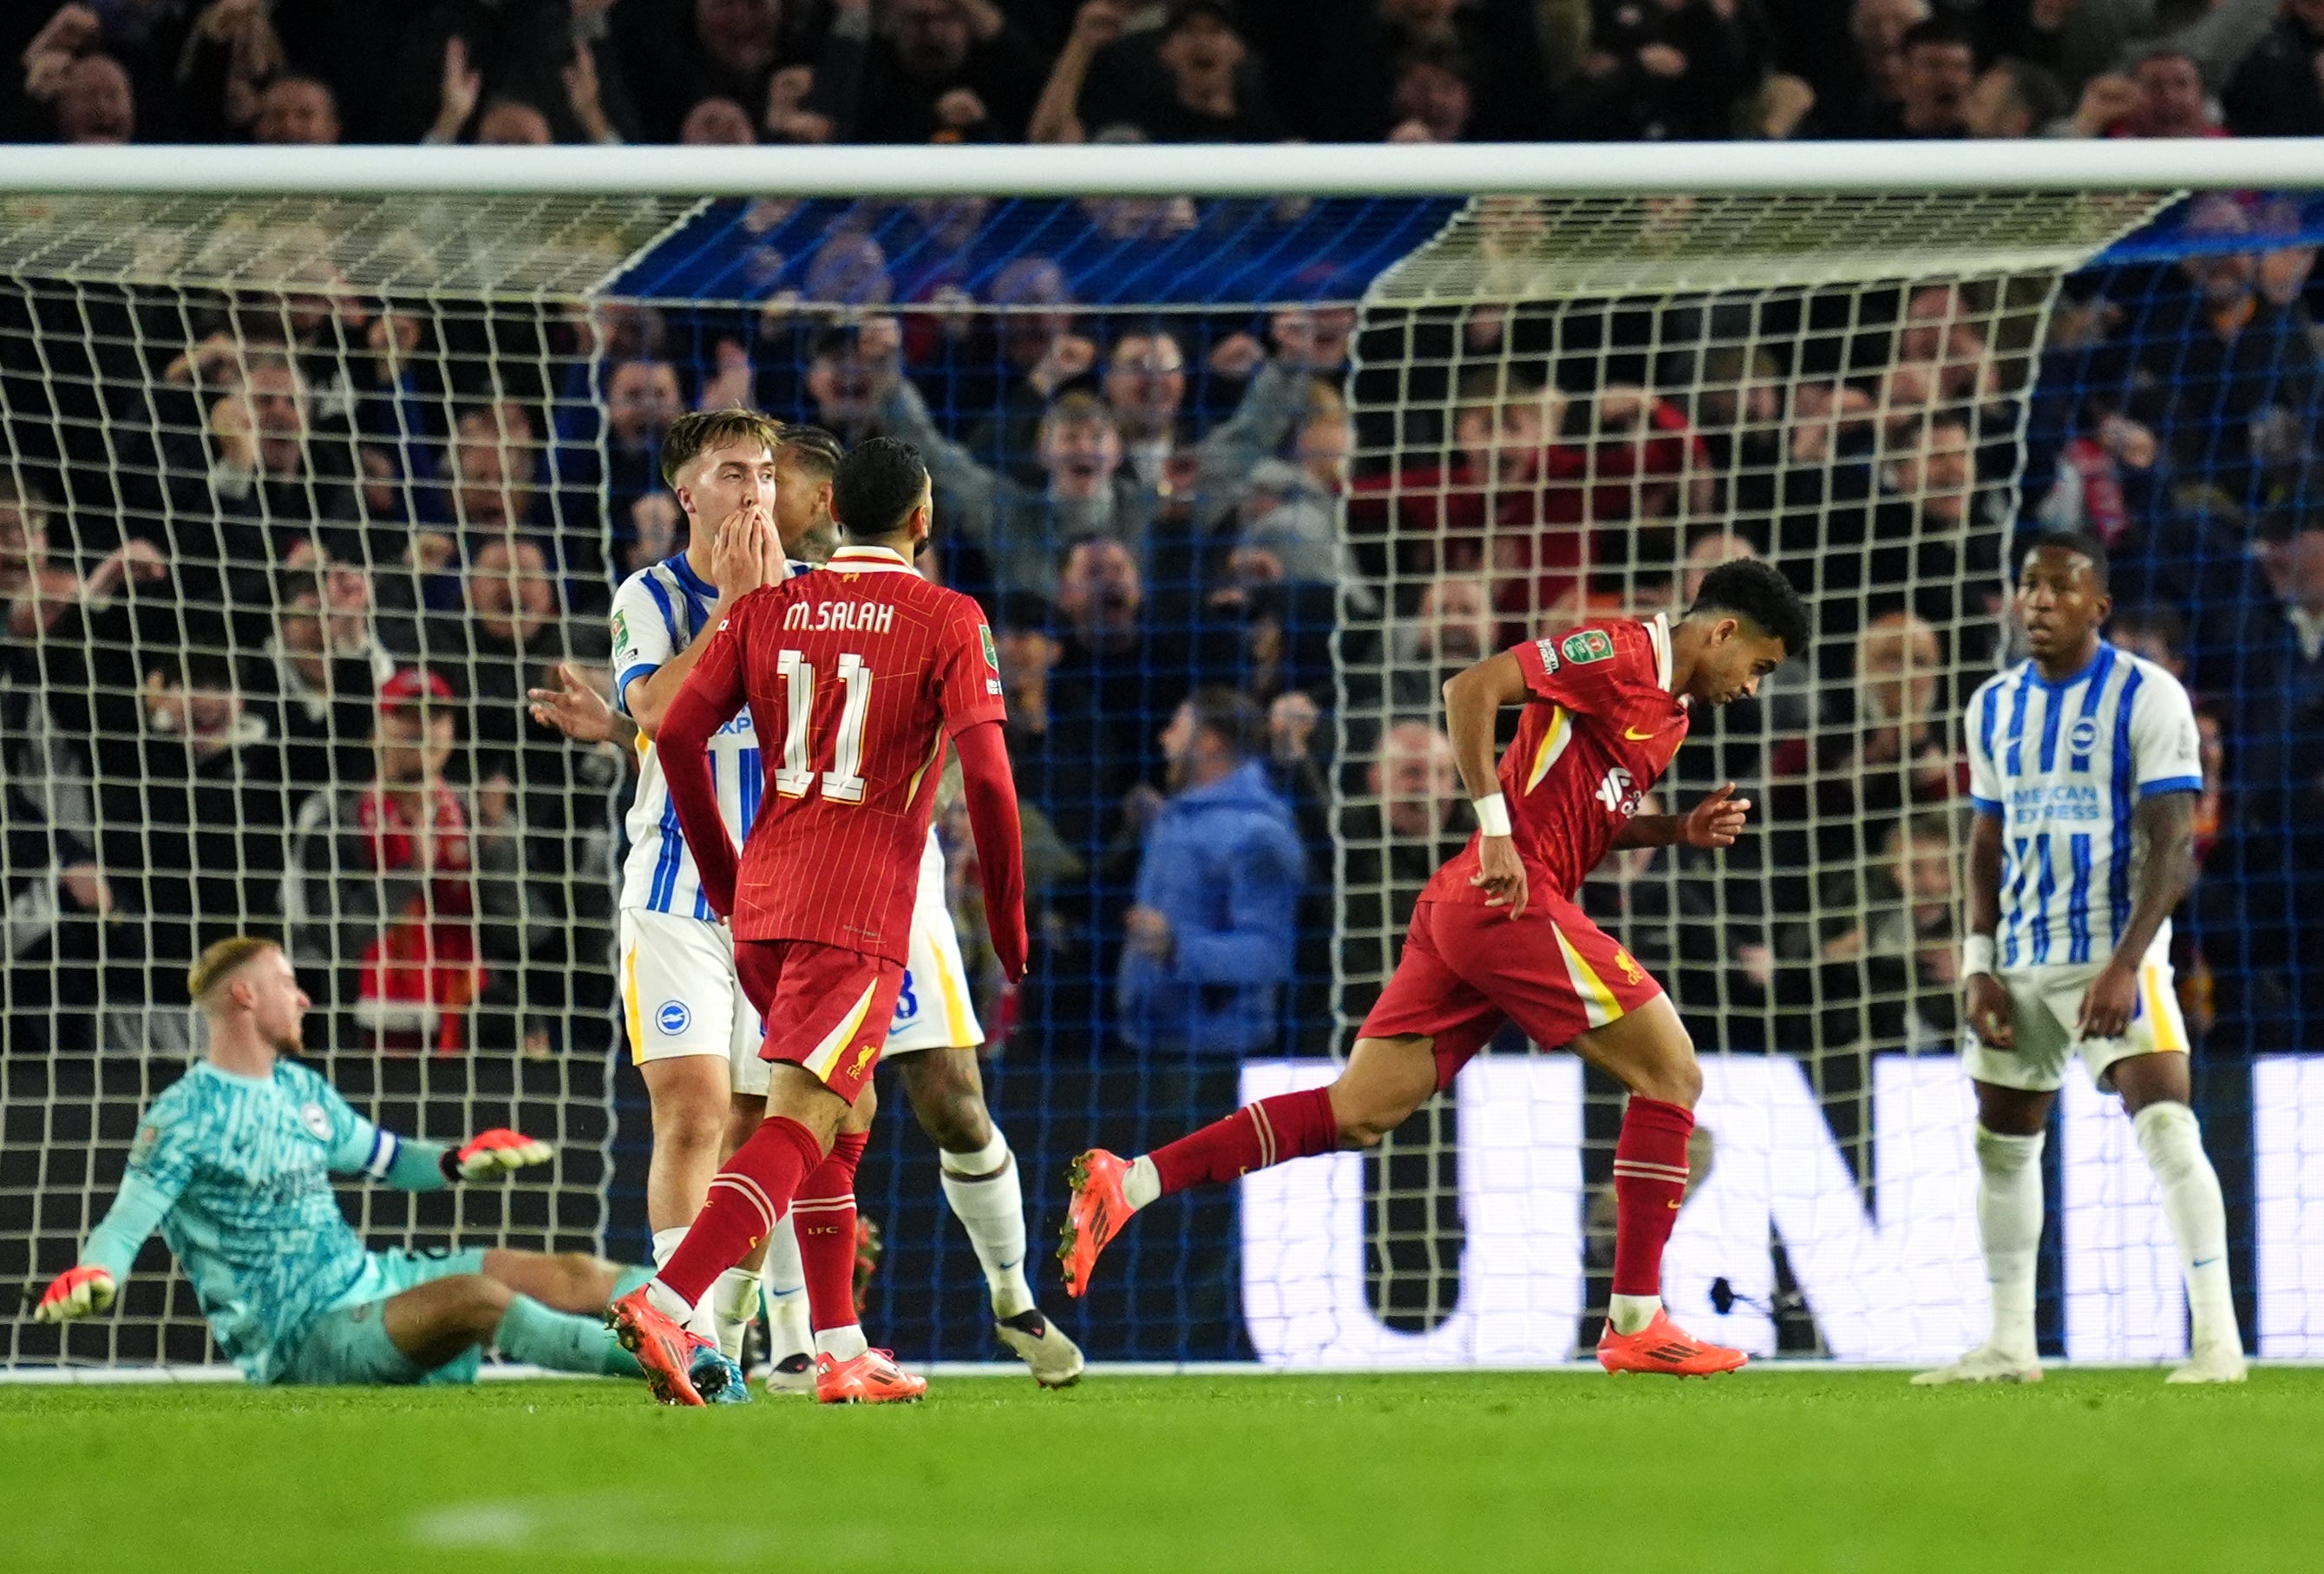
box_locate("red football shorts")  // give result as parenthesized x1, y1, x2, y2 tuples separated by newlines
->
(1358, 895, 1665, 1090)
(731, 937, 906, 1104)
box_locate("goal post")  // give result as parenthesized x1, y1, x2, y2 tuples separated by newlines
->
(0, 145, 2316, 1373)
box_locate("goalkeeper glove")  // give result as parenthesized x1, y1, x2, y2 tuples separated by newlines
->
(439, 1128, 554, 1183)
(34, 1265, 115, 1324)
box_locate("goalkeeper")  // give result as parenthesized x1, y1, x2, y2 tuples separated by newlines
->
(35, 935, 746, 1400)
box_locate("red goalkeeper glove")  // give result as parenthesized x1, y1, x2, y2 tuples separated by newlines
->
(439, 1128, 554, 1183)
(34, 1265, 115, 1324)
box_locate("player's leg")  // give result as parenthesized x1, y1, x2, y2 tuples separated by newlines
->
(375, 1272, 655, 1387)
(1915, 967, 2068, 1385)
(894, 1043, 1084, 1386)
(1060, 907, 1489, 1297)
(2097, 967, 2245, 1382)
(725, 1085, 814, 1388)
(698, 984, 778, 1366)
(794, 1081, 877, 1365)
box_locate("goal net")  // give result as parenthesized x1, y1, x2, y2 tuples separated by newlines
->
(1, 161, 2314, 1371)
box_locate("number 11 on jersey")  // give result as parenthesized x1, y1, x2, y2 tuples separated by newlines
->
(773, 648, 871, 803)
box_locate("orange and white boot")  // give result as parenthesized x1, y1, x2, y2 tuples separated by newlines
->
(1596, 1308, 1749, 1377)
(815, 1347, 928, 1404)
(1058, 1149, 1134, 1299)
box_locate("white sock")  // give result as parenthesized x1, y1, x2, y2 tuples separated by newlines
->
(2133, 1101, 2241, 1353)
(708, 1268, 762, 1362)
(815, 1323, 868, 1362)
(1123, 1154, 1161, 1212)
(939, 1128, 1034, 1319)
(1607, 1294, 1660, 1336)
(650, 1227, 712, 1336)
(760, 1223, 812, 1364)
(1976, 1125, 2045, 1359)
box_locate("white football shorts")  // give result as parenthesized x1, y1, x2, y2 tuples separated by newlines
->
(618, 906, 770, 1095)
(1963, 955, 2190, 1094)
(885, 833, 984, 1057)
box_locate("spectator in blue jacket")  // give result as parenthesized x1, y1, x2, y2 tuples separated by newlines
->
(1117, 686, 1306, 1057)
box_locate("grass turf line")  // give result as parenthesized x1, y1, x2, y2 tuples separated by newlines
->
(2, 1369, 2314, 1573)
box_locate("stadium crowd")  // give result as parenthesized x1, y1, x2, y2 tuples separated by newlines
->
(10, 0, 2324, 149)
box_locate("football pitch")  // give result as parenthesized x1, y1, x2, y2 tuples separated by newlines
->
(4, 1367, 2316, 1572)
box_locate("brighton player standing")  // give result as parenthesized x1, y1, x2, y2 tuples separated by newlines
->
(1060, 560, 1809, 1376)
(34, 937, 743, 1401)
(608, 437, 1030, 1406)
(550, 421, 1081, 1387)
(605, 409, 797, 1372)
(1918, 532, 2246, 1385)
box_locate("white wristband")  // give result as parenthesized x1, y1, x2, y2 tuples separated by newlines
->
(1474, 792, 1512, 838)
(1961, 934, 1996, 979)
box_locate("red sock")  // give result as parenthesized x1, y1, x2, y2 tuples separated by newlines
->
(793, 1130, 868, 1332)
(1611, 1096, 1695, 1299)
(659, 1116, 823, 1307)
(1149, 1087, 1340, 1196)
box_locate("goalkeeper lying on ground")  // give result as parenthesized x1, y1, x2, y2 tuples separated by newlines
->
(35, 935, 749, 1402)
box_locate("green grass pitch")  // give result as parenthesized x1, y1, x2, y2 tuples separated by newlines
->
(4, 1367, 2316, 1572)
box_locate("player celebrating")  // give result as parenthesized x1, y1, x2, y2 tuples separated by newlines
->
(33, 936, 744, 1402)
(607, 437, 1030, 1406)
(560, 419, 1080, 1389)
(1060, 560, 1810, 1377)
(1917, 532, 2246, 1386)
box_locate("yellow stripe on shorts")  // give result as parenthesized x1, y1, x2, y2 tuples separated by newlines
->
(2141, 963, 2187, 1053)
(1554, 924, 1624, 1030)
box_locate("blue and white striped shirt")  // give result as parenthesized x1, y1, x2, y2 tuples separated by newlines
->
(1965, 643, 2203, 970)
(610, 553, 767, 920)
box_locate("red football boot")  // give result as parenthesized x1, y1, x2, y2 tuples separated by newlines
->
(815, 1347, 927, 1404)
(1596, 1308, 1750, 1377)
(606, 1285, 707, 1407)
(1057, 1149, 1132, 1299)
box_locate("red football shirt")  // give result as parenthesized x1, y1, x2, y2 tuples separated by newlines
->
(672, 542, 1006, 962)
(1427, 613, 1691, 904)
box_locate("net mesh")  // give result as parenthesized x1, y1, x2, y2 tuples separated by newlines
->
(4, 179, 2320, 1371)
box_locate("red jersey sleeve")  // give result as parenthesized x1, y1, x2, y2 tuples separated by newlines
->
(658, 595, 752, 916)
(1510, 622, 1653, 719)
(933, 600, 1008, 738)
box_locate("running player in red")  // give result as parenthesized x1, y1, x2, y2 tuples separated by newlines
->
(1061, 558, 1808, 1376)
(607, 437, 1028, 1405)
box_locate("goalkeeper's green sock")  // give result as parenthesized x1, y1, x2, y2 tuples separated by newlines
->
(494, 1294, 643, 1379)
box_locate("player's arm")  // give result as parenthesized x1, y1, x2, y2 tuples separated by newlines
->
(530, 661, 636, 748)
(621, 504, 782, 737)
(1613, 784, 1751, 849)
(326, 1120, 553, 1190)
(2080, 679, 2205, 1038)
(1442, 648, 1532, 917)
(954, 720, 1029, 983)
(2080, 790, 2197, 1039)
(33, 1107, 199, 1324)
(657, 605, 754, 918)
(1961, 685, 2014, 1047)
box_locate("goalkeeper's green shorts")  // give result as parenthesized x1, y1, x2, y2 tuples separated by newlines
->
(273, 1247, 489, 1386)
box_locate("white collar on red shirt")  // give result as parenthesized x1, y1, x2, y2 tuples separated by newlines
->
(827, 543, 919, 576)
(1642, 612, 1674, 694)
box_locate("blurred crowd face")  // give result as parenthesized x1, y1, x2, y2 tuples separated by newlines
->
(453, 407, 534, 528)
(1679, 530, 1756, 606)
(1297, 412, 1352, 494)
(1885, 819, 1956, 930)
(680, 96, 756, 144)
(894, 0, 973, 77)
(1391, 59, 1471, 142)
(1416, 574, 1494, 663)
(1858, 611, 1941, 725)
(2133, 54, 2207, 137)
(626, 491, 684, 572)
(1159, 12, 1246, 102)
(1372, 721, 1458, 839)
(255, 78, 340, 145)
(1889, 417, 1974, 526)
(1850, 0, 1928, 101)
(245, 360, 311, 476)
(1963, 65, 2034, 138)
(606, 359, 683, 448)
(468, 538, 555, 649)
(376, 702, 455, 789)
(2273, 528, 2324, 617)
(1105, 335, 1188, 440)
(995, 624, 1060, 699)
(144, 670, 245, 762)
(1899, 36, 1974, 132)
(476, 101, 553, 145)
(1057, 538, 1143, 639)
(1453, 391, 1553, 488)
(57, 55, 134, 143)
(674, 434, 779, 529)
(2178, 196, 2257, 307)
(697, 0, 781, 73)
(1038, 410, 1125, 499)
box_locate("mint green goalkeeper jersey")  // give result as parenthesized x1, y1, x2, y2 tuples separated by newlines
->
(85, 1059, 446, 1381)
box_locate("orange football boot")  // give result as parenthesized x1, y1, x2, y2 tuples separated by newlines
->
(815, 1347, 927, 1404)
(1058, 1149, 1133, 1299)
(606, 1285, 708, 1407)
(1596, 1308, 1750, 1377)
